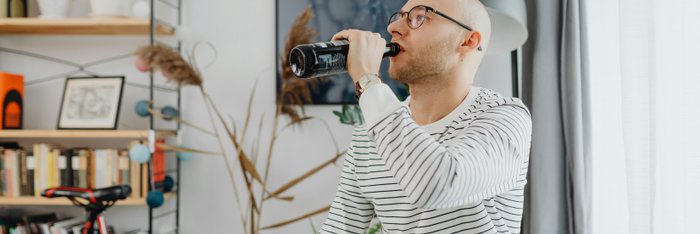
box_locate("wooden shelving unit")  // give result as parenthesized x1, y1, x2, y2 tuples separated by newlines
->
(0, 130, 176, 139)
(0, 3, 183, 231)
(0, 193, 175, 206)
(0, 18, 174, 35)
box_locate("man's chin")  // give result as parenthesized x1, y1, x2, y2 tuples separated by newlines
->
(387, 66, 399, 81)
(388, 62, 415, 83)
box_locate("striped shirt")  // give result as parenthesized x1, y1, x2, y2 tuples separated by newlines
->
(321, 84, 532, 234)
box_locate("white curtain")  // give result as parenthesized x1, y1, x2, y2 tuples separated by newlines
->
(587, 0, 700, 233)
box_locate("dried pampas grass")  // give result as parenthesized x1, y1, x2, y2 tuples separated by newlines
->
(134, 44, 203, 86)
(278, 6, 327, 122)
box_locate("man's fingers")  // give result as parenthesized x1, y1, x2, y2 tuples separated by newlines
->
(331, 29, 357, 41)
(331, 30, 347, 41)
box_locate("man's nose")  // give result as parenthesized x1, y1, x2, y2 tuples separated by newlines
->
(387, 17, 406, 39)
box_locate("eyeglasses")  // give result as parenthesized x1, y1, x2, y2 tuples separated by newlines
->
(388, 5, 482, 51)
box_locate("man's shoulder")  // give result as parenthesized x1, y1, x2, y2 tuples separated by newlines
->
(469, 87, 529, 115)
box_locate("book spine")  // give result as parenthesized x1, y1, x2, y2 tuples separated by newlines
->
(19, 150, 28, 196)
(71, 155, 79, 187)
(26, 155, 34, 196)
(64, 150, 74, 187)
(0, 148, 5, 196)
(78, 149, 87, 188)
(119, 150, 129, 186)
(11, 150, 19, 197)
(58, 154, 68, 187)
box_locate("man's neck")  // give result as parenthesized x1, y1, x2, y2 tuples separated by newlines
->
(408, 76, 472, 126)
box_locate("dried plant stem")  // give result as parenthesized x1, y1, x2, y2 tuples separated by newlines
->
(260, 205, 332, 230)
(147, 109, 216, 136)
(176, 118, 217, 136)
(202, 90, 296, 233)
(157, 143, 221, 156)
(252, 113, 265, 166)
(264, 151, 345, 200)
(201, 88, 263, 234)
(255, 105, 282, 232)
(198, 86, 248, 233)
(240, 76, 262, 148)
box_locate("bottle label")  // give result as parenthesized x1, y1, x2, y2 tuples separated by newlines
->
(330, 40, 349, 46)
(317, 53, 347, 75)
(313, 40, 349, 49)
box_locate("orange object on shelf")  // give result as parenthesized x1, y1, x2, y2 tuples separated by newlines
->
(153, 139, 166, 182)
(0, 72, 23, 129)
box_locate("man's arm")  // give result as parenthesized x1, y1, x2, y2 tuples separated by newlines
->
(360, 84, 532, 209)
(321, 144, 375, 234)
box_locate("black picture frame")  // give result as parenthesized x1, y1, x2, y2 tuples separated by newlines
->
(57, 76, 125, 130)
(275, 0, 409, 105)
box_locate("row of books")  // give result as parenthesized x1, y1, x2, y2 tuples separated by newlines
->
(0, 213, 116, 234)
(0, 142, 167, 199)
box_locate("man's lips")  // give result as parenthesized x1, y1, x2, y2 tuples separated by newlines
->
(392, 42, 406, 57)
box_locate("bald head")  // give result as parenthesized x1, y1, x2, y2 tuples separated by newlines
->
(455, 0, 492, 52)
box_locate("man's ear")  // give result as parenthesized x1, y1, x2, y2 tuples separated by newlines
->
(460, 31, 482, 52)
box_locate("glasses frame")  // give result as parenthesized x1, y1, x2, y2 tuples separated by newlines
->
(388, 5, 483, 51)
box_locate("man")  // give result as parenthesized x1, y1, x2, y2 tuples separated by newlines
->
(321, 0, 532, 233)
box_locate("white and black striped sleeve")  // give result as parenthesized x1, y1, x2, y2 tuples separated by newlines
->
(320, 149, 375, 233)
(359, 84, 532, 209)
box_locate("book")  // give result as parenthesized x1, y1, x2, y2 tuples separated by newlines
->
(25, 155, 34, 196)
(18, 150, 30, 196)
(7, 149, 19, 197)
(78, 149, 88, 188)
(0, 148, 4, 196)
(119, 150, 129, 188)
(130, 158, 140, 198)
(49, 217, 83, 234)
(88, 150, 95, 188)
(22, 213, 57, 234)
(0, 0, 7, 19)
(71, 152, 79, 188)
(58, 153, 67, 187)
(141, 163, 147, 198)
(47, 149, 56, 189)
(2, 149, 20, 197)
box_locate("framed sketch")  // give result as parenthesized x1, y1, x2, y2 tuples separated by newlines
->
(57, 76, 125, 129)
(276, 0, 409, 104)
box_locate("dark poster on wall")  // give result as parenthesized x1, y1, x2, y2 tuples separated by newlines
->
(276, 0, 409, 105)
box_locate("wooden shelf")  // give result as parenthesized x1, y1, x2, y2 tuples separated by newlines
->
(0, 193, 175, 206)
(0, 130, 176, 139)
(0, 18, 174, 35)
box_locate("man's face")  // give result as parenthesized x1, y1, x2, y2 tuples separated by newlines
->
(386, 0, 463, 84)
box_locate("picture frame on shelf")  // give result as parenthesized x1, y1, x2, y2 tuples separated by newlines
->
(57, 76, 125, 130)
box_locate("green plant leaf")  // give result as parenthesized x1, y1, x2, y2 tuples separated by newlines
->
(367, 223, 382, 234)
(334, 104, 366, 126)
(309, 219, 319, 234)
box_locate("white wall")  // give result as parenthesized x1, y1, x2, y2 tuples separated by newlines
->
(0, 0, 515, 233)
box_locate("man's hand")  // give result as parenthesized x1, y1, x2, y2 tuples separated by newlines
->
(331, 29, 387, 83)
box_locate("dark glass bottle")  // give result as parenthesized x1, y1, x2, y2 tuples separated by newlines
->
(289, 40, 400, 78)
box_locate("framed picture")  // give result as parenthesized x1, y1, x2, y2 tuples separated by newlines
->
(276, 0, 409, 104)
(57, 76, 125, 130)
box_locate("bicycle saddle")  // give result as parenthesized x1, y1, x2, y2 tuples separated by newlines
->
(41, 185, 132, 204)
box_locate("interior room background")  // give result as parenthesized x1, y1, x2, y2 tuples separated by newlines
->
(5, 0, 696, 233)
(0, 0, 517, 233)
